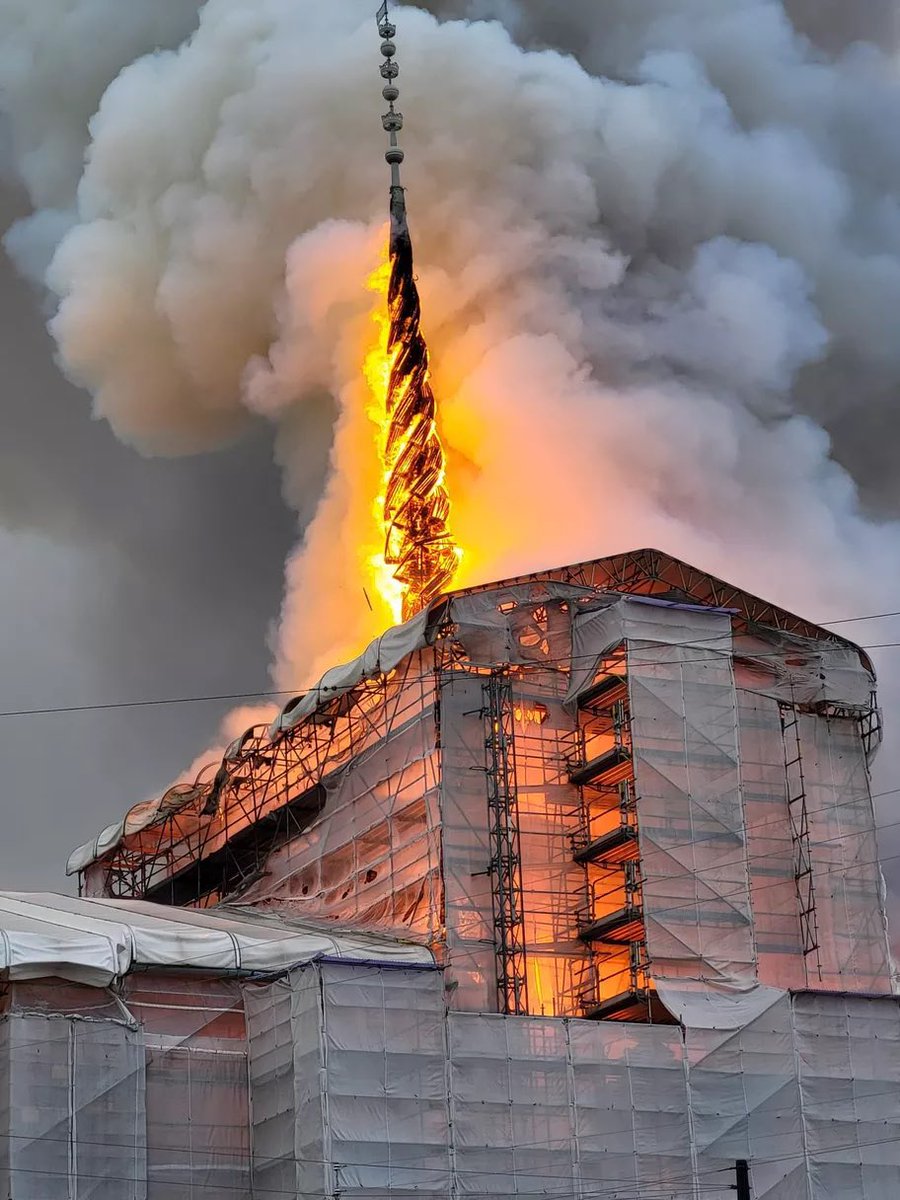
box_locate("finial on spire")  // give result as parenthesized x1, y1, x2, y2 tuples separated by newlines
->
(377, 2, 405, 189)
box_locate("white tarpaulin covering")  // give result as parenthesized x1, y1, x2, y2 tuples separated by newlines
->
(5, 958, 898, 1199)
(624, 602, 757, 987)
(244, 961, 900, 1199)
(0, 892, 432, 986)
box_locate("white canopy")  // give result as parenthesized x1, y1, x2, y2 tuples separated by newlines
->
(0, 892, 433, 987)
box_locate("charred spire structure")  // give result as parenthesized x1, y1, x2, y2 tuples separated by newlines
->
(376, 1, 460, 621)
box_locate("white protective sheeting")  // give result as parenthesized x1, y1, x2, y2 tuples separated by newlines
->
(0, 973, 253, 1200)
(570, 599, 756, 989)
(247, 963, 451, 1197)
(269, 605, 434, 737)
(240, 699, 443, 939)
(733, 629, 874, 710)
(247, 962, 900, 1199)
(736, 687, 809, 991)
(245, 967, 328, 1200)
(626, 603, 755, 987)
(798, 713, 892, 992)
(0, 1015, 147, 1200)
(568, 594, 889, 1000)
(0, 892, 433, 987)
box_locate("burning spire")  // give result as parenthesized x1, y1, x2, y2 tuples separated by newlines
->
(374, 2, 460, 622)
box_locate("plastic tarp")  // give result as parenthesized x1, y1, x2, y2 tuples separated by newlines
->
(615, 601, 755, 987)
(246, 963, 450, 1198)
(245, 967, 327, 1200)
(684, 987, 809, 1199)
(798, 713, 892, 992)
(568, 595, 890, 1000)
(0, 1014, 146, 1200)
(0, 892, 433, 987)
(133, 974, 251, 1198)
(5, 959, 899, 1197)
(736, 687, 808, 991)
(793, 992, 900, 1198)
(269, 605, 434, 737)
(733, 629, 874, 711)
(240, 700, 443, 940)
(65, 606, 436, 876)
(248, 962, 900, 1199)
(448, 582, 595, 666)
(251, 962, 694, 1198)
(0, 972, 252, 1200)
(65, 582, 600, 883)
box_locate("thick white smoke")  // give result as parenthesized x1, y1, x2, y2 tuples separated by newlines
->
(4, 0, 900, 852)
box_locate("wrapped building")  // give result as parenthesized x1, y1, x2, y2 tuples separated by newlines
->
(3, 549, 898, 1197)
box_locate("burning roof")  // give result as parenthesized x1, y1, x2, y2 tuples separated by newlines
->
(67, 547, 870, 878)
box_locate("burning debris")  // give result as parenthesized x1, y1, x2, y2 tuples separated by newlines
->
(374, 3, 460, 622)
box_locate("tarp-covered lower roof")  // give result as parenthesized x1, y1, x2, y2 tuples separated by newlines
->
(0, 892, 434, 987)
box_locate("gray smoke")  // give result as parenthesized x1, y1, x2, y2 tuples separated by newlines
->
(4, 0, 900, 887)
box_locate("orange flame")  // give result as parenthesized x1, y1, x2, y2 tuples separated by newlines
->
(364, 229, 461, 624)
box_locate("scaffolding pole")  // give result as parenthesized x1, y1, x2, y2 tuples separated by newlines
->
(780, 703, 821, 973)
(483, 670, 529, 1016)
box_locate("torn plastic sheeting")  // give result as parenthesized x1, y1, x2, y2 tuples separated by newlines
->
(240, 711, 442, 939)
(269, 605, 433, 737)
(734, 629, 874, 709)
(66, 608, 437, 876)
(565, 595, 734, 708)
(656, 981, 787, 1030)
(448, 581, 596, 664)
(65, 785, 199, 877)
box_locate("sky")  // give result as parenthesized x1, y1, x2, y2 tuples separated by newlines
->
(0, 180, 294, 886)
(2, 0, 900, 896)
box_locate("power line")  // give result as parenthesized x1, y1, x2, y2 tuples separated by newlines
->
(0, 1126, 731, 1195)
(3, 598, 900, 720)
(0, 1121, 897, 1196)
(0, 688, 296, 719)
(821, 608, 900, 626)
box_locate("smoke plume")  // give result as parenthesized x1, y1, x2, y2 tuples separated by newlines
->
(4, 0, 900, 869)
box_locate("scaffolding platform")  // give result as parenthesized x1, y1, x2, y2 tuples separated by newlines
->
(573, 822, 638, 864)
(578, 904, 645, 945)
(583, 987, 672, 1023)
(569, 745, 632, 787)
(577, 675, 629, 712)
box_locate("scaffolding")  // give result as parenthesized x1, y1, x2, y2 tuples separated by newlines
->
(68, 551, 892, 1015)
(565, 643, 659, 1022)
(780, 700, 822, 969)
(483, 670, 529, 1016)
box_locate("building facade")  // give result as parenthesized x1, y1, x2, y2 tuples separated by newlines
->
(3, 549, 897, 1197)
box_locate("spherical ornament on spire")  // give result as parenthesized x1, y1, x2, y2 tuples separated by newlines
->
(386, 147, 405, 166)
(383, 85, 399, 102)
(381, 40, 396, 57)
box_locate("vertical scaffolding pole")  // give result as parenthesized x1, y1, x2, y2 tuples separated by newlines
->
(483, 670, 529, 1016)
(780, 703, 821, 973)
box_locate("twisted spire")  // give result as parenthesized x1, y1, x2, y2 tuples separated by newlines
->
(376, 2, 460, 620)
